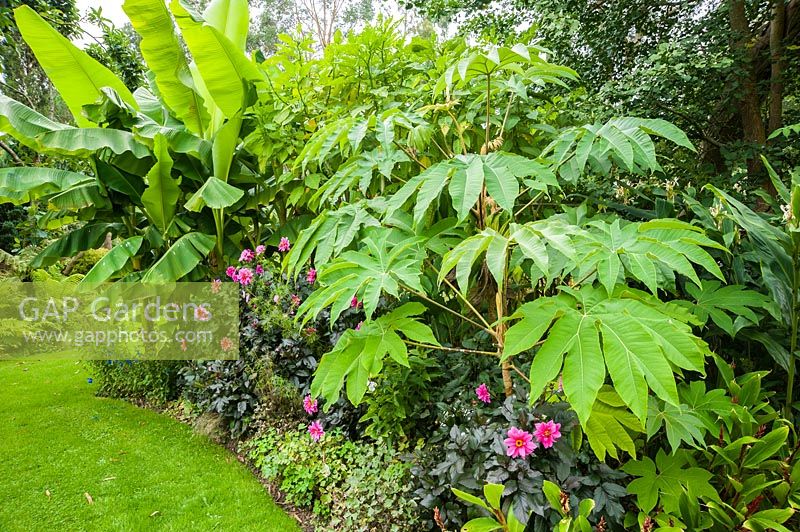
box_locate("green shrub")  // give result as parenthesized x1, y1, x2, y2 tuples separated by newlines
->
(243, 427, 421, 531)
(68, 247, 109, 275)
(88, 360, 183, 405)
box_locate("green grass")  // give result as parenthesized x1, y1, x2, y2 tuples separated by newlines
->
(0, 360, 300, 531)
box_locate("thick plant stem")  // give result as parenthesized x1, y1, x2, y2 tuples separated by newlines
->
(213, 209, 224, 264)
(786, 251, 799, 419)
(496, 291, 513, 397)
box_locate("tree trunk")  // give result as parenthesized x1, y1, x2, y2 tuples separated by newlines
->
(769, 0, 787, 135)
(728, 0, 767, 177)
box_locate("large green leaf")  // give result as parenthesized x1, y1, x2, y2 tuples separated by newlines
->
(584, 387, 643, 460)
(30, 223, 121, 268)
(623, 449, 719, 515)
(679, 280, 774, 337)
(310, 302, 438, 407)
(544, 117, 695, 183)
(504, 285, 709, 426)
(202, 0, 249, 50)
(80, 237, 144, 284)
(387, 153, 555, 224)
(284, 201, 381, 275)
(296, 227, 425, 323)
(141, 134, 180, 233)
(0, 167, 89, 204)
(123, 0, 208, 135)
(170, 0, 262, 120)
(0, 96, 150, 159)
(14, 5, 137, 127)
(574, 218, 726, 294)
(184, 176, 244, 211)
(440, 219, 577, 295)
(141, 232, 215, 282)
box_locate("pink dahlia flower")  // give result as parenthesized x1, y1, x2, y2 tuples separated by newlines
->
(308, 421, 324, 442)
(237, 267, 253, 286)
(255, 245, 266, 255)
(504, 426, 537, 458)
(278, 237, 291, 252)
(225, 266, 237, 279)
(239, 249, 254, 262)
(534, 420, 562, 448)
(475, 383, 491, 404)
(303, 395, 318, 415)
(306, 268, 317, 284)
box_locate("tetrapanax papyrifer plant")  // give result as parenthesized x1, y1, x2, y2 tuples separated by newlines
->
(280, 28, 731, 455)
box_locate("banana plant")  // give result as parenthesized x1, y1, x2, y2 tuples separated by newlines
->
(0, 0, 264, 281)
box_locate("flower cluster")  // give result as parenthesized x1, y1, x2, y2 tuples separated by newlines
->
(503, 420, 562, 459)
(303, 394, 324, 442)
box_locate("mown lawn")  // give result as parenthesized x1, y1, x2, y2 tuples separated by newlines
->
(0, 360, 299, 531)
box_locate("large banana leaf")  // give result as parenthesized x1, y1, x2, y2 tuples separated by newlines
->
(14, 6, 137, 126)
(80, 237, 144, 284)
(123, 0, 209, 135)
(47, 182, 108, 211)
(31, 223, 121, 268)
(170, 0, 262, 119)
(0, 96, 150, 159)
(184, 176, 244, 211)
(0, 167, 89, 204)
(141, 134, 180, 233)
(202, 0, 249, 51)
(141, 232, 215, 282)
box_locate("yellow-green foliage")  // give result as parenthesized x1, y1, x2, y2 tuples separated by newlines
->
(69, 248, 109, 275)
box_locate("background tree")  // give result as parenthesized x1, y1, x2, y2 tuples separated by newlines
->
(407, 0, 800, 189)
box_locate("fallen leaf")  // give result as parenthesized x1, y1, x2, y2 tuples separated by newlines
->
(149, 511, 160, 518)
(45, 490, 51, 499)
(84, 492, 94, 505)
(101, 477, 116, 482)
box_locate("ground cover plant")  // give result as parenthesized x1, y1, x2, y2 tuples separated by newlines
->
(0, 0, 799, 530)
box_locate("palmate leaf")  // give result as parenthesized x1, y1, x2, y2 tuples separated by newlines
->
(310, 302, 438, 407)
(623, 449, 720, 515)
(574, 218, 726, 294)
(678, 280, 774, 337)
(438, 43, 578, 94)
(646, 380, 734, 453)
(503, 285, 709, 426)
(184, 176, 244, 211)
(387, 152, 557, 224)
(544, 117, 694, 184)
(14, 6, 137, 127)
(141, 232, 215, 282)
(123, 0, 209, 135)
(584, 387, 643, 461)
(296, 227, 425, 324)
(284, 200, 382, 275)
(439, 219, 576, 293)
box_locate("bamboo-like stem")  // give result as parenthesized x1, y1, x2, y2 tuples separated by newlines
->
(404, 340, 497, 357)
(407, 288, 492, 334)
(440, 276, 495, 335)
(510, 364, 531, 384)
